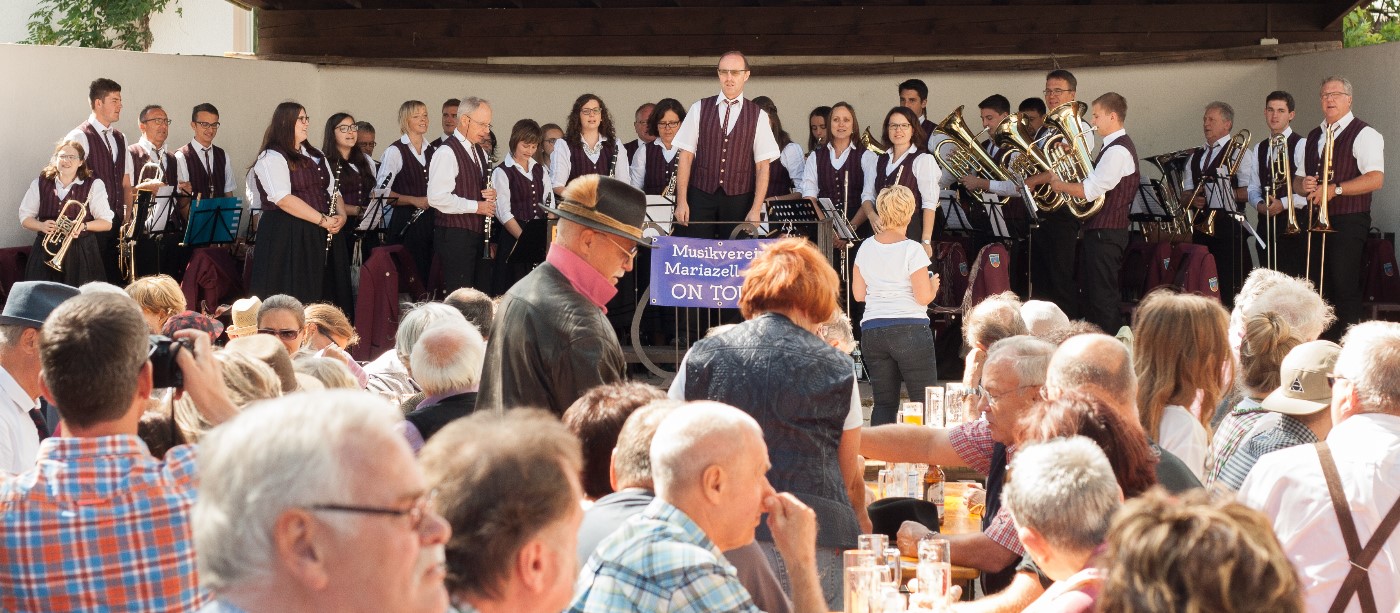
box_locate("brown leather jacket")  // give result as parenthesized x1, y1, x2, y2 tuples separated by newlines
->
(477, 262, 626, 415)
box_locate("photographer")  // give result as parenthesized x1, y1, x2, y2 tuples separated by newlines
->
(0, 293, 234, 611)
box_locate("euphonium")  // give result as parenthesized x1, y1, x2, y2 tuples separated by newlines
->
(861, 127, 885, 156)
(44, 199, 89, 272)
(993, 113, 1059, 209)
(931, 105, 1011, 205)
(1039, 101, 1105, 218)
(1142, 148, 1195, 236)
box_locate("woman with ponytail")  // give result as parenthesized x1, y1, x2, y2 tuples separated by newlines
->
(1205, 312, 1302, 487)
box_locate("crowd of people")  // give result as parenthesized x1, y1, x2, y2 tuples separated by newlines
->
(2, 50, 1397, 613)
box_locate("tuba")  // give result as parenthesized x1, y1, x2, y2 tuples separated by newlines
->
(1142, 148, 1195, 237)
(44, 199, 89, 272)
(993, 112, 1059, 209)
(930, 105, 1011, 205)
(861, 127, 886, 156)
(1185, 129, 1251, 236)
(1039, 101, 1105, 218)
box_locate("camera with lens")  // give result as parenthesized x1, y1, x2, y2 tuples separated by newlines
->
(149, 335, 192, 389)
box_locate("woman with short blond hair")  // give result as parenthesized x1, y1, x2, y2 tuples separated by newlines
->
(126, 274, 186, 333)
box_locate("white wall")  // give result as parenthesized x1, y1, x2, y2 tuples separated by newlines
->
(10, 41, 1400, 251)
(1, 0, 251, 55)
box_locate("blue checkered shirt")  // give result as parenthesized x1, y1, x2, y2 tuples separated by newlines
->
(568, 498, 762, 613)
(1215, 414, 1319, 490)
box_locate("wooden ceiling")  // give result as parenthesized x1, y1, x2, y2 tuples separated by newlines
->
(236, 0, 1366, 60)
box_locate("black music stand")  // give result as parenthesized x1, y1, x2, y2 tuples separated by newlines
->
(508, 219, 550, 264)
(765, 196, 822, 241)
(1131, 181, 1175, 223)
(358, 192, 396, 234)
(182, 197, 243, 247)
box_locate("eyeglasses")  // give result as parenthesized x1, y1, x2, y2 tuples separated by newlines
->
(1320, 92, 1351, 100)
(717, 69, 749, 77)
(55, 154, 79, 162)
(976, 384, 1037, 407)
(656, 121, 681, 129)
(603, 235, 639, 262)
(360, 141, 377, 148)
(580, 107, 603, 117)
(309, 489, 438, 531)
(193, 121, 220, 129)
(887, 122, 913, 131)
(1326, 372, 1346, 387)
(258, 327, 300, 341)
(465, 116, 493, 130)
(143, 118, 172, 126)
(295, 116, 311, 124)
(1043, 88, 1075, 96)
(336, 124, 360, 133)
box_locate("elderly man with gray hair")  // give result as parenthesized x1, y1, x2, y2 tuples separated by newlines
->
(863, 335, 1054, 594)
(193, 390, 452, 613)
(1239, 321, 1400, 613)
(1184, 100, 1251, 306)
(427, 95, 498, 292)
(570, 402, 826, 613)
(402, 320, 486, 451)
(365, 302, 467, 408)
(1004, 437, 1122, 612)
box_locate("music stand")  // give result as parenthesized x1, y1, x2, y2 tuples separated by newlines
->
(1130, 181, 1175, 223)
(182, 197, 243, 247)
(765, 196, 822, 241)
(356, 189, 396, 233)
(508, 218, 550, 264)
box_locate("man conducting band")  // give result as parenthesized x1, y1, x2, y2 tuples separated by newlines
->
(1238, 91, 1307, 278)
(673, 51, 780, 240)
(175, 103, 237, 199)
(427, 96, 497, 293)
(1183, 101, 1251, 307)
(1030, 93, 1138, 333)
(1296, 76, 1385, 338)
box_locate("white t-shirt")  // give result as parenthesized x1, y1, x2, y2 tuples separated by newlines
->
(854, 237, 932, 324)
(1159, 404, 1209, 482)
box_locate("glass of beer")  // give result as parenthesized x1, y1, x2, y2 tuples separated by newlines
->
(925, 386, 945, 428)
(901, 401, 924, 425)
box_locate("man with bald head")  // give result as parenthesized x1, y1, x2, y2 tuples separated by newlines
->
(569, 402, 826, 613)
(1044, 333, 1200, 492)
(862, 336, 1055, 594)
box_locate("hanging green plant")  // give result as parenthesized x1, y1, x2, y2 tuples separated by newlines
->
(25, 0, 183, 52)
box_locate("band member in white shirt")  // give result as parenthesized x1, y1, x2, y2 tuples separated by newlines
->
(427, 96, 497, 294)
(1238, 91, 1307, 277)
(19, 141, 115, 286)
(63, 78, 131, 283)
(1182, 101, 1251, 306)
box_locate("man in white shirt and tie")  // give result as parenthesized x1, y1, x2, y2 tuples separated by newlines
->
(1182, 101, 1251, 306)
(175, 102, 237, 199)
(0, 282, 81, 475)
(64, 78, 132, 284)
(673, 51, 780, 241)
(1237, 91, 1308, 277)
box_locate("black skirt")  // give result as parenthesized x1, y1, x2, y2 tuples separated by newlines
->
(26, 232, 104, 287)
(249, 208, 329, 304)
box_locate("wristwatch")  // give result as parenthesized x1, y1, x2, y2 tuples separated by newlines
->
(1335, 185, 1344, 197)
(921, 239, 932, 245)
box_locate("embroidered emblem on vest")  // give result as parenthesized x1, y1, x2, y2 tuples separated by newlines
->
(1208, 277, 1219, 292)
(1162, 258, 1171, 270)
(1289, 377, 1305, 393)
(959, 262, 969, 276)
(1386, 262, 1395, 277)
(989, 253, 1001, 268)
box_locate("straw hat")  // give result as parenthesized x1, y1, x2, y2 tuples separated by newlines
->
(226, 296, 262, 339)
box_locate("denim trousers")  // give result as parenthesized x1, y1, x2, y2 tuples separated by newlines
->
(861, 322, 938, 426)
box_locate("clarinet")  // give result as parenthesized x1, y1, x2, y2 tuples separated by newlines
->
(480, 145, 496, 260)
(326, 161, 342, 255)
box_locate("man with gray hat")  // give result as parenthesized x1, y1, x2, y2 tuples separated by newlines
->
(1239, 321, 1400, 613)
(0, 281, 79, 473)
(479, 174, 653, 415)
(1215, 340, 1341, 491)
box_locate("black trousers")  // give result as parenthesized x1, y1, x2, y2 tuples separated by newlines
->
(93, 229, 121, 284)
(1029, 209, 1081, 318)
(1255, 214, 1307, 279)
(684, 186, 753, 240)
(387, 206, 435, 285)
(1310, 211, 1369, 340)
(1080, 228, 1129, 334)
(434, 225, 485, 294)
(1194, 214, 1252, 308)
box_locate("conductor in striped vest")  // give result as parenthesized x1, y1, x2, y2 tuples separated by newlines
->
(1297, 76, 1386, 337)
(673, 51, 780, 240)
(64, 78, 131, 284)
(1036, 92, 1139, 333)
(427, 96, 497, 293)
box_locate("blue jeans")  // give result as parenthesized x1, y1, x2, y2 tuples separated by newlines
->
(759, 540, 844, 611)
(862, 322, 938, 426)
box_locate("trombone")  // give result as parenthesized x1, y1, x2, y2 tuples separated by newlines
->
(1262, 134, 1300, 270)
(1309, 125, 1338, 293)
(1184, 129, 1250, 236)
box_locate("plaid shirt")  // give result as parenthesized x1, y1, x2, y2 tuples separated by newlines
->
(569, 498, 761, 613)
(947, 420, 1024, 556)
(1215, 414, 1318, 491)
(0, 435, 206, 612)
(1206, 402, 1271, 485)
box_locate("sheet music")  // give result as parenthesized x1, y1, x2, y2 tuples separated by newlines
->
(644, 195, 673, 237)
(144, 186, 178, 232)
(356, 188, 392, 232)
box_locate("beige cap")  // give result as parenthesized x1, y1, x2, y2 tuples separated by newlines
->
(1021, 300, 1070, 337)
(1261, 340, 1342, 416)
(226, 296, 262, 338)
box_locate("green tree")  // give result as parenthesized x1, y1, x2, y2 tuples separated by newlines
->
(25, 0, 182, 52)
(1344, 0, 1400, 47)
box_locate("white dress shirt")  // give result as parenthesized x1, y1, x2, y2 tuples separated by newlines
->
(490, 156, 553, 224)
(774, 142, 806, 193)
(1183, 134, 1237, 210)
(629, 140, 679, 190)
(1159, 403, 1209, 482)
(673, 94, 781, 164)
(252, 147, 334, 208)
(1239, 413, 1400, 613)
(132, 136, 170, 181)
(174, 139, 238, 194)
(1241, 127, 1308, 208)
(799, 142, 865, 199)
(1081, 129, 1137, 201)
(860, 147, 941, 209)
(64, 115, 134, 187)
(18, 176, 114, 223)
(375, 134, 430, 190)
(549, 135, 631, 189)
(1293, 112, 1386, 178)
(427, 130, 491, 215)
(0, 366, 39, 475)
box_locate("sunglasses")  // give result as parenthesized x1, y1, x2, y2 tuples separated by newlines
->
(258, 328, 300, 341)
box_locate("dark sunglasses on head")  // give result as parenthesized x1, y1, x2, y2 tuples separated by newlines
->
(258, 328, 300, 341)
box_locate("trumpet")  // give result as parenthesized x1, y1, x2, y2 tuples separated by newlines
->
(1184, 129, 1250, 236)
(43, 199, 89, 272)
(931, 105, 1010, 205)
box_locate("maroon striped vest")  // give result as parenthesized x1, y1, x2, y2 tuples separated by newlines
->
(875, 150, 925, 210)
(78, 122, 127, 223)
(390, 140, 433, 199)
(815, 144, 865, 221)
(436, 136, 488, 232)
(624, 139, 642, 163)
(256, 147, 331, 214)
(690, 96, 761, 196)
(1305, 118, 1374, 216)
(37, 176, 96, 222)
(1084, 134, 1139, 231)
(1189, 139, 1230, 189)
(127, 143, 178, 187)
(336, 159, 368, 209)
(178, 143, 229, 198)
(642, 141, 676, 196)
(505, 161, 547, 223)
(765, 146, 795, 199)
(566, 139, 618, 181)
(920, 118, 937, 141)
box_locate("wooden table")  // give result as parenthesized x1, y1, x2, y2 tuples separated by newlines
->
(897, 481, 981, 585)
